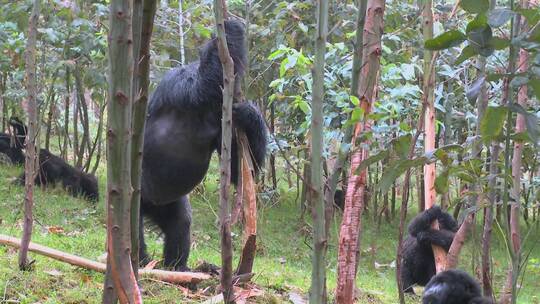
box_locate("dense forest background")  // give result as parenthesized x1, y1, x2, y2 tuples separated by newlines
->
(0, 0, 539, 303)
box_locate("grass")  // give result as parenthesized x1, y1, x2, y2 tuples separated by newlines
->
(1, 159, 539, 303)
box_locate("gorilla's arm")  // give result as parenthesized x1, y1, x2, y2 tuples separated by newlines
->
(232, 102, 267, 171)
(416, 229, 455, 251)
(408, 206, 442, 237)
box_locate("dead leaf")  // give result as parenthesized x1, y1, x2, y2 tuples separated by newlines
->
(288, 292, 307, 304)
(143, 260, 159, 270)
(47, 226, 65, 234)
(44, 269, 63, 277)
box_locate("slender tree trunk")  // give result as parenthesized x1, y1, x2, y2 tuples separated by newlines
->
(214, 1, 235, 302)
(419, 0, 447, 273)
(129, 0, 156, 280)
(74, 66, 90, 168)
(336, 1, 384, 303)
(323, 0, 368, 237)
(502, 4, 528, 301)
(270, 101, 277, 189)
(62, 69, 71, 159)
(178, 0, 185, 65)
(102, 0, 141, 302)
(44, 69, 59, 151)
(19, 0, 40, 271)
(309, 0, 329, 303)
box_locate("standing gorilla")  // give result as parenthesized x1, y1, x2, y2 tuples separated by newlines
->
(0, 117, 27, 165)
(140, 20, 267, 271)
(423, 269, 493, 304)
(400, 206, 458, 293)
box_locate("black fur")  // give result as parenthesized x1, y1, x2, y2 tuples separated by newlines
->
(140, 20, 267, 271)
(18, 149, 99, 201)
(400, 206, 458, 293)
(0, 117, 27, 165)
(423, 269, 493, 304)
(333, 188, 345, 210)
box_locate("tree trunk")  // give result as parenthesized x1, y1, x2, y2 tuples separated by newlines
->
(62, 69, 71, 159)
(420, 0, 447, 273)
(18, 0, 40, 271)
(130, 0, 156, 279)
(102, 0, 142, 302)
(336, 1, 384, 303)
(214, 2, 236, 302)
(309, 0, 329, 303)
(74, 66, 90, 169)
(44, 69, 59, 151)
(501, 5, 527, 301)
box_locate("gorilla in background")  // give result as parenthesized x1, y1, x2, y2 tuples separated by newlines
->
(423, 269, 493, 304)
(400, 205, 458, 293)
(0, 117, 27, 165)
(140, 19, 267, 271)
(18, 149, 99, 201)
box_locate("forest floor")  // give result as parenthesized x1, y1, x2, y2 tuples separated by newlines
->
(0, 161, 539, 304)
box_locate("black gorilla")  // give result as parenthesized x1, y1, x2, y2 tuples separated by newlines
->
(423, 269, 493, 304)
(0, 117, 27, 165)
(333, 188, 345, 210)
(400, 206, 458, 293)
(18, 149, 99, 201)
(139, 20, 267, 271)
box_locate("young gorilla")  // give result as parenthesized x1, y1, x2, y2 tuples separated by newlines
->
(18, 149, 99, 201)
(400, 206, 458, 293)
(0, 117, 27, 165)
(140, 20, 267, 271)
(422, 269, 493, 304)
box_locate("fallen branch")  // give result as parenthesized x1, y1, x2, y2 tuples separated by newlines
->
(0, 234, 210, 284)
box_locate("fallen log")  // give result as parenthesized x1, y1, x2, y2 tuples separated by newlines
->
(0, 234, 210, 284)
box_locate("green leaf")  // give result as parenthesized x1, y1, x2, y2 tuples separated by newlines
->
(480, 106, 508, 142)
(466, 76, 485, 101)
(509, 76, 529, 87)
(515, 8, 540, 25)
(425, 30, 466, 50)
(530, 78, 540, 101)
(377, 157, 429, 194)
(435, 169, 450, 194)
(486, 73, 510, 82)
(460, 0, 490, 14)
(489, 37, 510, 50)
(508, 103, 540, 145)
(355, 150, 389, 174)
(488, 9, 515, 27)
(392, 134, 412, 160)
(455, 45, 477, 65)
(350, 95, 360, 106)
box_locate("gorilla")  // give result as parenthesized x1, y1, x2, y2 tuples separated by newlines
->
(400, 205, 458, 293)
(0, 117, 27, 165)
(139, 20, 267, 271)
(18, 149, 99, 201)
(423, 269, 493, 304)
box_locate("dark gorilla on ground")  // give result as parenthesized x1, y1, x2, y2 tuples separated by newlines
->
(139, 19, 267, 271)
(17, 149, 99, 201)
(400, 205, 458, 293)
(0, 117, 27, 165)
(423, 269, 493, 304)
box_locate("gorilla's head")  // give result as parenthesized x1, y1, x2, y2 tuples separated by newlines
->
(422, 270, 493, 304)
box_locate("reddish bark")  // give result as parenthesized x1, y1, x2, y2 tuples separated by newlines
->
(335, 1, 385, 303)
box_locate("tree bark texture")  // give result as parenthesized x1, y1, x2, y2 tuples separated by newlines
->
(214, 1, 235, 302)
(335, 1, 384, 303)
(102, 0, 141, 302)
(309, 0, 329, 303)
(129, 0, 156, 279)
(18, 0, 41, 271)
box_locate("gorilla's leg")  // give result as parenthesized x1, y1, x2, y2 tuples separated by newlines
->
(143, 196, 192, 271)
(401, 263, 416, 293)
(138, 213, 150, 266)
